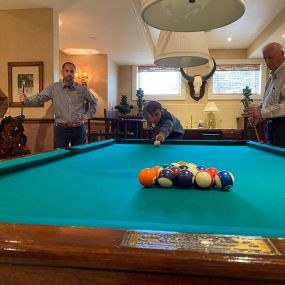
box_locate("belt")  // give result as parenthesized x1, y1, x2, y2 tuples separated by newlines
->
(56, 122, 83, 128)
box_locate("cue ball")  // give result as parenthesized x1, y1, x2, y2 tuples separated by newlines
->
(154, 140, 161, 147)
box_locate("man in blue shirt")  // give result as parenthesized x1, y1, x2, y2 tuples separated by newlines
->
(20, 62, 98, 148)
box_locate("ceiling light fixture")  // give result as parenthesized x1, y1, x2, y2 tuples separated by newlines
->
(63, 48, 99, 55)
(154, 31, 209, 68)
(227, 37, 232, 42)
(141, 0, 246, 32)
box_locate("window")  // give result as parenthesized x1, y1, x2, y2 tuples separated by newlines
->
(132, 66, 185, 100)
(208, 59, 266, 100)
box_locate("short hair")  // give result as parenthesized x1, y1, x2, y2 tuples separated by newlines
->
(145, 100, 162, 114)
(62, 62, 76, 70)
(262, 42, 284, 53)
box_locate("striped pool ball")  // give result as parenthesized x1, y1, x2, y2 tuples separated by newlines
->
(157, 169, 175, 188)
(195, 170, 214, 189)
(179, 165, 188, 170)
(214, 170, 235, 191)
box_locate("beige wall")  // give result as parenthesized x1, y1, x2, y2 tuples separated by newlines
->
(59, 51, 108, 117)
(0, 8, 56, 119)
(107, 58, 118, 109)
(118, 49, 263, 129)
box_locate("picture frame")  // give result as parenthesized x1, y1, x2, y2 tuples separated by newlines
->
(8, 61, 44, 107)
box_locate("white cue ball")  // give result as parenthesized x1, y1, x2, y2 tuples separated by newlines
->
(154, 140, 161, 147)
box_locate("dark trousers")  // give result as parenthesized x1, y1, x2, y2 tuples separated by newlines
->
(54, 124, 86, 149)
(265, 117, 285, 148)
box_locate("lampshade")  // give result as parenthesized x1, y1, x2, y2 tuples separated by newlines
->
(154, 31, 209, 68)
(203, 101, 219, 112)
(141, 0, 246, 32)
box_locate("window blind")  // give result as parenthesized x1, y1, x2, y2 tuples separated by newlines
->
(137, 66, 181, 96)
(213, 64, 261, 94)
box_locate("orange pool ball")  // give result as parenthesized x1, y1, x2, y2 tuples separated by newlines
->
(138, 168, 156, 187)
(151, 166, 162, 177)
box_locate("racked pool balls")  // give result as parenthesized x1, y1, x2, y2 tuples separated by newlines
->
(157, 169, 175, 188)
(138, 168, 156, 187)
(214, 170, 234, 191)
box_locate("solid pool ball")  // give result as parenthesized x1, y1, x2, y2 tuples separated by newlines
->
(175, 169, 194, 189)
(138, 168, 156, 187)
(177, 161, 187, 166)
(157, 169, 175, 188)
(170, 167, 181, 177)
(151, 166, 162, 177)
(214, 170, 235, 191)
(195, 170, 214, 189)
(161, 163, 172, 169)
(196, 165, 207, 171)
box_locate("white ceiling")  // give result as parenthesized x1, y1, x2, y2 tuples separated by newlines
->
(1, 0, 285, 65)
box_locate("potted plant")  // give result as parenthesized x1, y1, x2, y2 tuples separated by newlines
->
(115, 95, 134, 116)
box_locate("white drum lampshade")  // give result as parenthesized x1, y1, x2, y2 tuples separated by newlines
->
(154, 31, 209, 68)
(141, 0, 246, 32)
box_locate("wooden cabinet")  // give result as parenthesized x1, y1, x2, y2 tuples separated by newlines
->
(183, 129, 244, 140)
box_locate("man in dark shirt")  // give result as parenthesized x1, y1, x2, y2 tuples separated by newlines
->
(143, 100, 184, 144)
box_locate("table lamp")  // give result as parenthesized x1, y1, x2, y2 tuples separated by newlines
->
(203, 101, 219, 129)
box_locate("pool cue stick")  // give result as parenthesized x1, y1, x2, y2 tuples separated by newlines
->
(247, 114, 260, 143)
(21, 81, 25, 117)
(254, 126, 260, 142)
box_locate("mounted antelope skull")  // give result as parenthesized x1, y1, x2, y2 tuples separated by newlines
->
(180, 58, 216, 101)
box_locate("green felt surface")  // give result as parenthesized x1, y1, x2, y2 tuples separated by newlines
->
(1, 140, 285, 238)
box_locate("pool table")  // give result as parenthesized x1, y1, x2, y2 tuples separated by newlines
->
(1, 139, 285, 285)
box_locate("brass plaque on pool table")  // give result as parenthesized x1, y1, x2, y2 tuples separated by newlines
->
(122, 231, 280, 255)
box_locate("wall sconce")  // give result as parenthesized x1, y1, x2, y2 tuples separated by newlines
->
(141, 0, 246, 32)
(203, 101, 219, 129)
(75, 71, 89, 86)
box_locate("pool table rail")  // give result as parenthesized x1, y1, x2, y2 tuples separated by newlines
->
(0, 223, 285, 285)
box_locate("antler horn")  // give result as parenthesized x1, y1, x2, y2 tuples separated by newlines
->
(180, 68, 194, 82)
(202, 58, 216, 81)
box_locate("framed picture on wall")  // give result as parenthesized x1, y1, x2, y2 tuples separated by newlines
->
(8, 61, 44, 107)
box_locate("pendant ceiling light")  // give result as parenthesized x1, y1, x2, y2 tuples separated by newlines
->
(142, 0, 246, 32)
(154, 31, 209, 68)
